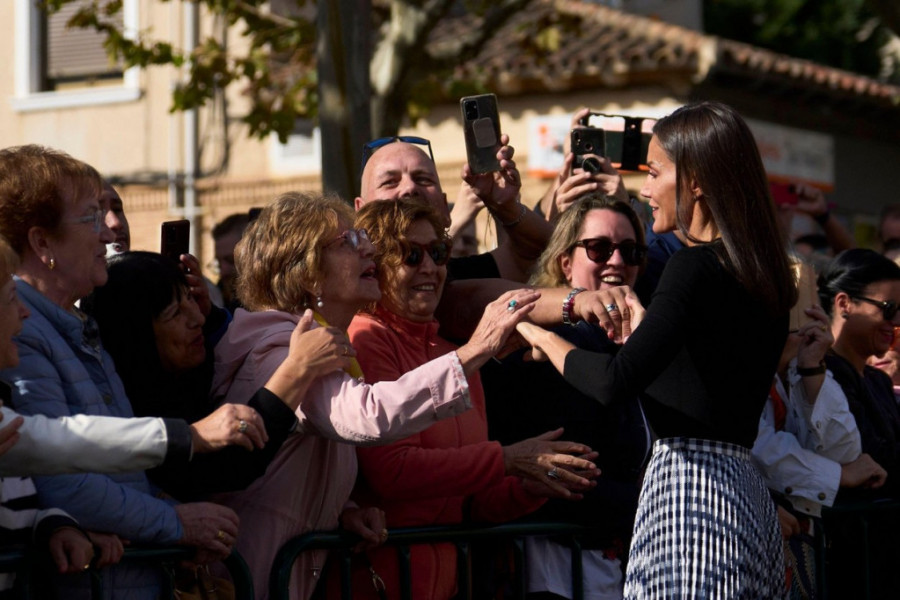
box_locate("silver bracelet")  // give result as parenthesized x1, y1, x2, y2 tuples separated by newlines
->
(562, 287, 586, 326)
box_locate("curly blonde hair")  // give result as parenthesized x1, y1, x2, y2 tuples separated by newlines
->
(236, 192, 353, 312)
(354, 199, 449, 312)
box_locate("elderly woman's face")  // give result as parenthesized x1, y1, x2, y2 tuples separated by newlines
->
(381, 219, 447, 323)
(49, 190, 115, 303)
(153, 290, 206, 373)
(560, 209, 640, 292)
(319, 218, 380, 315)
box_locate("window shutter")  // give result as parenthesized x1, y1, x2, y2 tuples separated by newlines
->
(46, 1, 123, 82)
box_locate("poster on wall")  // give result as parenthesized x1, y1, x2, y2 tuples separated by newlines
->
(526, 115, 573, 178)
(746, 118, 834, 191)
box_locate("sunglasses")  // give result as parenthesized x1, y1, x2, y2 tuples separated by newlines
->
(328, 228, 370, 251)
(571, 237, 647, 266)
(361, 136, 435, 172)
(853, 295, 900, 321)
(404, 240, 451, 267)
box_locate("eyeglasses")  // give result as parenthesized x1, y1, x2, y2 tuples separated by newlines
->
(852, 296, 900, 321)
(361, 136, 435, 172)
(67, 208, 104, 233)
(571, 237, 647, 266)
(327, 228, 370, 251)
(403, 240, 451, 267)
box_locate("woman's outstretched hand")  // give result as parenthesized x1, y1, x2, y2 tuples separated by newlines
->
(190, 404, 267, 453)
(572, 286, 645, 343)
(456, 289, 540, 375)
(515, 321, 576, 377)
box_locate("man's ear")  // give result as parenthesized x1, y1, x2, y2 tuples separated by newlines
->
(354, 197, 364, 212)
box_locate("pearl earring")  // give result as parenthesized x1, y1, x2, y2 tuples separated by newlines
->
(316, 295, 324, 309)
(48, 258, 56, 270)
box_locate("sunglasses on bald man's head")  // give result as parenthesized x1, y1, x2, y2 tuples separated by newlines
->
(403, 240, 451, 267)
(361, 136, 434, 172)
(570, 237, 647, 266)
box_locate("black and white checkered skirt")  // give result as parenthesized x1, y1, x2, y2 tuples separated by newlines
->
(624, 437, 785, 600)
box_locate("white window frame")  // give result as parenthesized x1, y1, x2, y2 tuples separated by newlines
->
(268, 121, 322, 175)
(10, 0, 141, 112)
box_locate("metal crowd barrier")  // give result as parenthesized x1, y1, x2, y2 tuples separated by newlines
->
(270, 522, 590, 600)
(817, 498, 900, 600)
(0, 546, 253, 599)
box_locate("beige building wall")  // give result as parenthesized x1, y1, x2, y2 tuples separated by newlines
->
(2, 1, 682, 287)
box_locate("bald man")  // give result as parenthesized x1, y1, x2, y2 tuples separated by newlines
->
(355, 136, 551, 283)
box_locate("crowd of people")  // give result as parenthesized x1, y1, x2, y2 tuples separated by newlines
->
(0, 100, 897, 600)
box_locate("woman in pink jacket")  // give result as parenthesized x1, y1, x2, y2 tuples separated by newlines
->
(333, 199, 600, 600)
(209, 192, 543, 600)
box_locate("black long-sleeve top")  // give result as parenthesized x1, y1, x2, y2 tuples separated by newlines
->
(482, 322, 649, 545)
(564, 243, 787, 448)
(129, 308, 298, 501)
(825, 353, 900, 500)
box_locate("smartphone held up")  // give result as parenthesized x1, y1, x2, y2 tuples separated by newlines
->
(460, 94, 502, 174)
(161, 220, 190, 263)
(572, 113, 655, 173)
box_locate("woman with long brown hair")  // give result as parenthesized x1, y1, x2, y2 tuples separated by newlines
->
(517, 102, 797, 598)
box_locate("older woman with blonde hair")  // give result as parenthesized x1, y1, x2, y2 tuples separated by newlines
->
(209, 191, 540, 600)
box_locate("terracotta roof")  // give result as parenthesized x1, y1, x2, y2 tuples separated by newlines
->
(436, 0, 900, 110)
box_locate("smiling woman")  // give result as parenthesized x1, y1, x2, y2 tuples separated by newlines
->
(332, 199, 601, 600)
(208, 192, 540, 600)
(818, 248, 900, 498)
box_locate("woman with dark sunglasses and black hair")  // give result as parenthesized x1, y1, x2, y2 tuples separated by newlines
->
(328, 199, 600, 600)
(816, 248, 900, 595)
(818, 248, 900, 496)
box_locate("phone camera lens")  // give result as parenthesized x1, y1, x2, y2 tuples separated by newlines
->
(464, 101, 479, 121)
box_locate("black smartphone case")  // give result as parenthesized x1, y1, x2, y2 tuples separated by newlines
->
(460, 94, 501, 174)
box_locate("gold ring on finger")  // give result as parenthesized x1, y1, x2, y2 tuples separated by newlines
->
(217, 530, 226, 541)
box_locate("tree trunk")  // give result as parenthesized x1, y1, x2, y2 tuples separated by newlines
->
(317, 0, 372, 201)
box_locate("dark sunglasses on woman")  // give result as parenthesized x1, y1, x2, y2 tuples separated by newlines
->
(404, 240, 451, 267)
(853, 295, 900, 321)
(571, 237, 647, 266)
